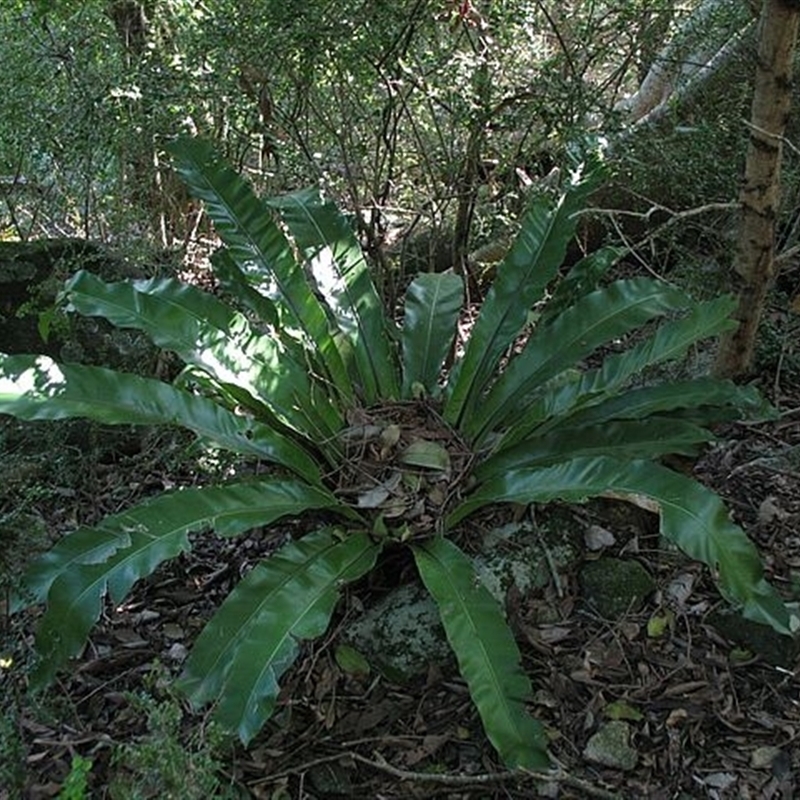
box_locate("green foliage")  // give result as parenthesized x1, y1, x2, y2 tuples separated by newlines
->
(58, 755, 93, 800)
(109, 690, 236, 800)
(1, 139, 789, 771)
(0, 712, 25, 796)
(1, 0, 725, 262)
(414, 537, 548, 770)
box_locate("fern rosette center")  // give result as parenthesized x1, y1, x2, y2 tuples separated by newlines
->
(334, 401, 473, 539)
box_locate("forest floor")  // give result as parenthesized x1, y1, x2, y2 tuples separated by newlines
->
(2, 318, 800, 800)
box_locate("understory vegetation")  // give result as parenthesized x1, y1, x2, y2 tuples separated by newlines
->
(2, 1, 800, 797)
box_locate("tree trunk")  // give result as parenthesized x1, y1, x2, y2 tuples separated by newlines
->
(615, 0, 754, 123)
(714, 0, 800, 378)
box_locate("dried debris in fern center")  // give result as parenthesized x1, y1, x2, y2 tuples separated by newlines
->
(332, 400, 474, 539)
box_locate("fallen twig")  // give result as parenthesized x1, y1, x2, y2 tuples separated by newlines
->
(252, 748, 624, 798)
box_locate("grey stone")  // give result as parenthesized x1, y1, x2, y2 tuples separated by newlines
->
(345, 514, 581, 681)
(0, 239, 160, 374)
(472, 520, 576, 605)
(345, 583, 451, 682)
(583, 721, 638, 771)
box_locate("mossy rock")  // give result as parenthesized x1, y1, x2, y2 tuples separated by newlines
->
(580, 557, 655, 619)
(0, 239, 125, 318)
(473, 516, 578, 608)
(583, 721, 638, 771)
(345, 513, 583, 681)
(345, 584, 452, 682)
(0, 239, 160, 373)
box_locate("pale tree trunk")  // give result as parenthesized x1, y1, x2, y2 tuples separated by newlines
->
(714, 0, 800, 378)
(604, 0, 758, 164)
(614, 0, 756, 131)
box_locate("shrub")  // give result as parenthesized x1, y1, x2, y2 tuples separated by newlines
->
(0, 138, 789, 770)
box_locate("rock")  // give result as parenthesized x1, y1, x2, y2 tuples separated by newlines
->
(0, 239, 124, 356)
(165, 642, 188, 663)
(750, 745, 784, 770)
(580, 557, 655, 618)
(345, 514, 581, 681)
(345, 584, 451, 682)
(583, 721, 638, 771)
(472, 519, 576, 606)
(0, 239, 162, 375)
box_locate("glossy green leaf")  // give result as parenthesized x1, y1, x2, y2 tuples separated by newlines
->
(0, 354, 320, 483)
(204, 257, 331, 422)
(63, 270, 340, 438)
(413, 537, 549, 769)
(25, 480, 341, 687)
(444, 169, 599, 427)
(499, 295, 740, 448)
(477, 417, 712, 477)
(267, 187, 400, 402)
(211, 248, 279, 329)
(169, 137, 353, 401)
(401, 272, 463, 397)
(472, 278, 693, 439)
(178, 529, 381, 743)
(541, 245, 621, 324)
(553, 378, 768, 431)
(450, 457, 789, 633)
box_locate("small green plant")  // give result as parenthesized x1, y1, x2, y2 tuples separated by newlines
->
(0, 711, 25, 796)
(0, 138, 790, 770)
(58, 755, 93, 800)
(109, 692, 235, 800)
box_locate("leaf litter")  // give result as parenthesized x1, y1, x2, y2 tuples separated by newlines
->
(3, 380, 800, 799)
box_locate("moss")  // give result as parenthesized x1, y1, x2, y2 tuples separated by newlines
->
(580, 557, 655, 618)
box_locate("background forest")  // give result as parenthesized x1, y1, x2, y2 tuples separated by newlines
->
(2, 1, 800, 798)
(1, 0, 784, 277)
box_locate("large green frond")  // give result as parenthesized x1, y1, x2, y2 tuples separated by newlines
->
(267, 187, 400, 402)
(498, 295, 740, 448)
(477, 417, 712, 477)
(413, 537, 549, 769)
(211, 248, 280, 329)
(482, 379, 766, 478)
(0, 354, 320, 483)
(24, 480, 341, 688)
(450, 458, 789, 633)
(471, 278, 693, 439)
(178, 529, 381, 744)
(444, 169, 600, 427)
(63, 270, 340, 438)
(540, 245, 622, 324)
(401, 272, 463, 397)
(554, 378, 768, 430)
(168, 137, 353, 401)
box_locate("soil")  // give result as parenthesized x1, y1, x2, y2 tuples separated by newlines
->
(2, 324, 800, 800)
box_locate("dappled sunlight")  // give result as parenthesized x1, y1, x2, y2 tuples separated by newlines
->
(308, 244, 345, 299)
(0, 354, 67, 399)
(189, 316, 324, 434)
